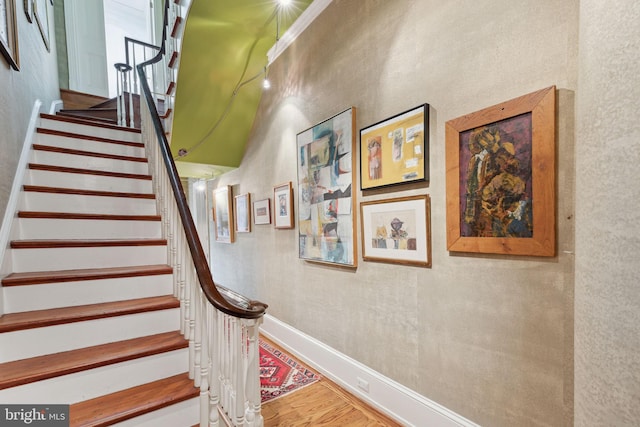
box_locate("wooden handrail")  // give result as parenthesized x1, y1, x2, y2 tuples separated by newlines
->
(135, 0, 267, 319)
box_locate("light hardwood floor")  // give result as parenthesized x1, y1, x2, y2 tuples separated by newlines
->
(261, 337, 402, 427)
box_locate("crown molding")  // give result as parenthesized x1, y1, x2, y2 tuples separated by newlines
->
(267, 0, 333, 65)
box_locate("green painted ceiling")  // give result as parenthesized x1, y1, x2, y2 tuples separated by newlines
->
(171, 0, 312, 178)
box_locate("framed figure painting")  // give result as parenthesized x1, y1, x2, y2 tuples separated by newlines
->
(445, 86, 556, 256)
(296, 107, 357, 267)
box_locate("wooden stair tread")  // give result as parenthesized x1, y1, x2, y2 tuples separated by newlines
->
(0, 331, 187, 390)
(0, 295, 179, 333)
(33, 144, 148, 163)
(2, 264, 172, 287)
(29, 163, 152, 180)
(10, 238, 167, 249)
(40, 113, 141, 134)
(57, 112, 117, 124)
(37, 127, 144, 147)
(70, 373, 197, 426)
(60, 108, 116, 113)
(17, 211, 162, 221)
(23, 185, 155, 199)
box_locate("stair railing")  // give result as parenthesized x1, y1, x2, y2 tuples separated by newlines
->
(113, 0, 181, 130)
(135, 1, 268, 426)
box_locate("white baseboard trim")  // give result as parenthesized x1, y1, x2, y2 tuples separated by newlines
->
(0, 100, 43, 314)
(260, 314, 479, 427)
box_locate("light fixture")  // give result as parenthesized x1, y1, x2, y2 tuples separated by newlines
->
(262, 66, 271, 90)
(195, 179, 206, 192)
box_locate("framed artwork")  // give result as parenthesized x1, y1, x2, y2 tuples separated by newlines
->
(34, 0, 49, 52)
(234, 193, 251, 233)
(360, 104, 429, 190)
(0, 0, 19, 70)
(274, 182, 294, 229)
(360, 195, 432, 267)
(213, 185, 234, 243)
(445, 86, 556, 256)
(296, 107, 357, 267)
(23, 0, 32, 23)
(253, 198, 271, 225)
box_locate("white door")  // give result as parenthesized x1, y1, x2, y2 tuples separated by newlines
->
(103, 0, 153, 97)
(65, 0, 109, 97)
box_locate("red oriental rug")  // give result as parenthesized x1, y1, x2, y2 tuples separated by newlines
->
(259, 340, 320, 403)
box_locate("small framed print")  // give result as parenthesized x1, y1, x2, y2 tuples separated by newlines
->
(253, 198, 271, 225)
(360, 195, 432, 267)
(23, 0, 32, 23)
(234, 193, 251, 233)
(213, 185, 234, 243)
(274, 182, 294, 229)
(33, 0, 50, 52)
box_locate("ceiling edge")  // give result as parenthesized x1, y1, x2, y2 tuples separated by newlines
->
(267, 0, 333, 65)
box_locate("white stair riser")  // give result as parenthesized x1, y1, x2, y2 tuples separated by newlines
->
(12, 245, 167, 272)
(39, 118, 141, 143)
(0, 308, 180, 362)
(114, 396, 199, 427)
(35, 133, 145, 158)
(17, 218, 162, 240)
(31, 151, 149, 175)
(20, 192, 157, 215)
(3, 274, 174, 313)
(26, 169, 153, 193)
(0, 349, 188, 404)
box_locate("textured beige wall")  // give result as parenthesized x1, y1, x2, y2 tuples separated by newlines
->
(575, 0, 640, 425)
(209, 1, 578, 425)
(0, 1, 59, 221)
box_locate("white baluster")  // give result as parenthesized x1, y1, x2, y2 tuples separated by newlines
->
(194, 288, 202, 388)
(209, 306, 220, 426)
(199, 301, 211, 427)
(244, 318, 264, 427)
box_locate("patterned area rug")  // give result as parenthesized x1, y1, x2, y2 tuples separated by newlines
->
(260, 340, 320, 403)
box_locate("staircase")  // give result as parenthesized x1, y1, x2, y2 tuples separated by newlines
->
(0, 113, 199, 426)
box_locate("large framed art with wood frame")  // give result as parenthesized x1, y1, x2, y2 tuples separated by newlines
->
(296, 107, 357, 267)
(0, 0, 19, 70)
(445, 86, 556, 257)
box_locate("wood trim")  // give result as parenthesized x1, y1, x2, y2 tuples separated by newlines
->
(40, 113, 141, 133)
(168, 51, 179, 68)
(59, 89, 109, 110)
(22, 185, 155, 199)
(171, 16, 183, 38)
(17, 211, 162, 221)
(37, 127, 144, 147)
(0, 295, 179, 333)
(166, 81, 175, 95)
(10, 238, 167, 249)
(28, 163, 153, 181)
(0, 331, 186, 390)
(70, 373, 197, 426)
(33, 144, 148, 163)
(2, 264, 173, 287)
(160, 108, 173, 119)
